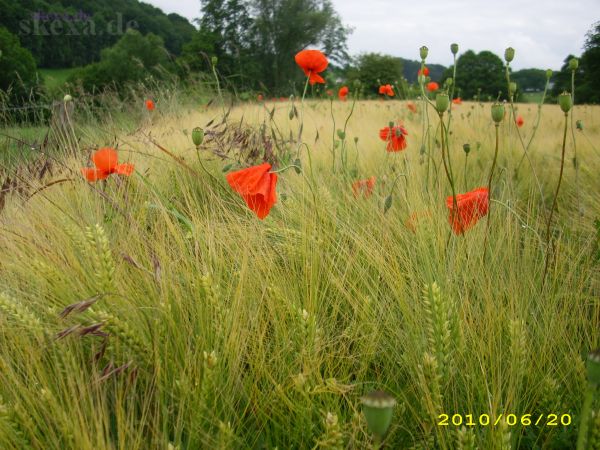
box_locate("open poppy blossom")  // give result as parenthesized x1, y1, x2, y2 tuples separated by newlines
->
(352, 176, 376, 198)
(295, 49, 328, 85)
(379, 125, 408, 152)
(81, 147, 134, 182)
(516, 115, 524, 127)
(452, 97, 462, 105)
(407, 102, 417, 113)
(257, 94, 264, 101)
(379, 84, 395, 96)
(417, 67, 430, 77)
(145, 99, 155, 111)
(338, 86, 349, 101)
(426, 82, 439, 92)
(226, 163, 278, 219)
(446, 187, 489, 234)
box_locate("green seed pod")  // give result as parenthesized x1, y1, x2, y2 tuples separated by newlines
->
(361, 391, 396, 441)
(509, 82, 517, 95)
(419, 46, 429, 61)
(388, 121, 394, 129)
(576, 120, 583, 130)
(353, 79, 361, 88)
(463, 143, 471, 154)
(504, 47, 515, 63)
(568, 58, 579, 71)
(436, 93, 449, 113)
(211, 56, 218, 66)
(336, 129, 346, 140)
(491, 103, 505, 123)
(546, 69, 553, 79)
(450, 43, 459, 55)
(587, 349, 600, 386)
(558, 92, 572, 113)
(445, 77, 453, 87)
(192, 127, 204, 147)
(63, 94, 72, 102)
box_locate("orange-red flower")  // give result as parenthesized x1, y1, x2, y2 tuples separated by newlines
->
(452, 97, 462, 105)
(426, 82, 439, 92)
(352, 176, 376, 198)
(379, 125, 408, 152)
(516, 115, 524, 127)
(446, 187, 489, 234)
(257, 94, 264, 101)
(145, 99, 155, 111)
(407, 102, 417, 113)
(295, 49, 328, 85)
(417, 67, 430, 77)
(338, 86, 349, 101)
(81, 147, 134, 182)
(226, 163, 278, 219)
(379, 84, 395, 96)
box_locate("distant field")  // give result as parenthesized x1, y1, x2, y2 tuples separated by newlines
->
(38, 68, 80, 91)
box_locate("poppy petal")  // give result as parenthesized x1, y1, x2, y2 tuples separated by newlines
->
(81, 168, 109, 182)
(92, 148, 119, 172)
(113, 163, 135, 176)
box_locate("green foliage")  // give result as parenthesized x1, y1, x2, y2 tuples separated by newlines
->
(70, 29, 172, 93)
(441, 50, 505, 100)
(512, 68, 547, 92)
(348, 53, 403, 96)
(0, 0, 195, 68)
(400, 58, 446, 83)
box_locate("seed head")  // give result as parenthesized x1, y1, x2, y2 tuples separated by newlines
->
(491, 103, 505, 123)
(419, 46, 429, 61)
(558, 91, 572, 113)
(504, 47, 515, 63)
(361, 390, 396, 440)
(450, 43, 459, 55)
(192, 127, 204, 147)
(436, 93, 449, 113)
(568, 58, 579, 71)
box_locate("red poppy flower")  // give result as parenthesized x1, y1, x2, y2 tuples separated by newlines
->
(338, 86, 349, 101)
(257, 94, 264, 101)
(407, 102, 417, 113)
(81, 147, 134, 182)
(145, 99, 155, 111)
(226, 163, 278, 219)
(352, 176, 376, 198)
(379, 125, 408, 152)
(446, 187, 489, 234)
(295, 49, 328, 85)
(516, 115, 524, 127)
(378, 84, 395, 96)
(417, 67, 430, 77)
(426, 82, 439, 92)
(452, 97, 462, 105)
(279, 97, 287, 102)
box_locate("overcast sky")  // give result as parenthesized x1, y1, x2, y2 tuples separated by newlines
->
(144, 0, 599, 70)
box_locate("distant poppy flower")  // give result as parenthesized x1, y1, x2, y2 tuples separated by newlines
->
(352, 176, 376, 198)
(446, 187, 489, 234)
(426, 82, 439, 92)
(257, 94, 264, 101)
(452, 97, 462, 105)
(81, 147, 134, 182)
(338, 86, 349, 101)
(407, 102, 417, 113)
(379, 125, 408, 152)
(145, 99, 155, 111)
(516, 115, 524, 127)
(326, 89, 334, 97)
(417, 67, 430, 77)
(279, 97, 287, 102)
(379, 84, 395, 96)
(295, 49, 328, 85)
(226, 163, 278, 219)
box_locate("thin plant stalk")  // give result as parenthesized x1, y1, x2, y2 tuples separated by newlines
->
(483, 123, 500, 260)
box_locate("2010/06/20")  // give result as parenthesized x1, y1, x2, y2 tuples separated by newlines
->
(437, 413, 572, 427)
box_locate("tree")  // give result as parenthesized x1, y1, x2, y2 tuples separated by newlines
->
(441, 50, 505, 100)
(512, 68, 547, 92)
(578, 21, 600, 103)
(347, 53, 403, 96)
(551, 54, 583, 98)
(0, 27, 40, 105)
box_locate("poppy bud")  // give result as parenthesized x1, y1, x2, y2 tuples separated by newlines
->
(576, 120, 583, 130)
(192, 127, 204, 147)
(388, 121, 394, 129)
(63, 94, 72, 102)
(211, 56, 218, 66)
(509, 82, 517, 95)
(361, 390, 396, 441)
(337, 129, 346, 140)
(419, 46, 428, 61)
(504, 47, 515, 63)
(451, 43, 459, 55)
(546, 69, 553, 79)
(491, 103, 505, 123)
(588, 349, 600, 386)
(568, 58, 579, 71)
(435, 93, 449, 113)
(463, 143, 471, 154)
(558, 92, 572, 113)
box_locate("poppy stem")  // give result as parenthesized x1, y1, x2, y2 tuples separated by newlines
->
(299, 75, 311, 143)
(439, 113, 459, 232)
(270, 165, 301, 174)
(329, 98, 336, 173)
(542, 111, 569, 287)
(483, 123, 500, 261)
(570, 68, 580, 217)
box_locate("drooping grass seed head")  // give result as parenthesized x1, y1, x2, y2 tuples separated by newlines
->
(436, 93, 449, 113)
(192, 127, 204, 147)
(361, 390, 396, 440)
(451, 43, 459, 55)
(587, 349, 600, 386)
(558, 92, 572, 113)
(420, 46, 429, 61)
(504, 47, 515, 63)
(568, 57, 579, 71)
(491, 103, 505, 124)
